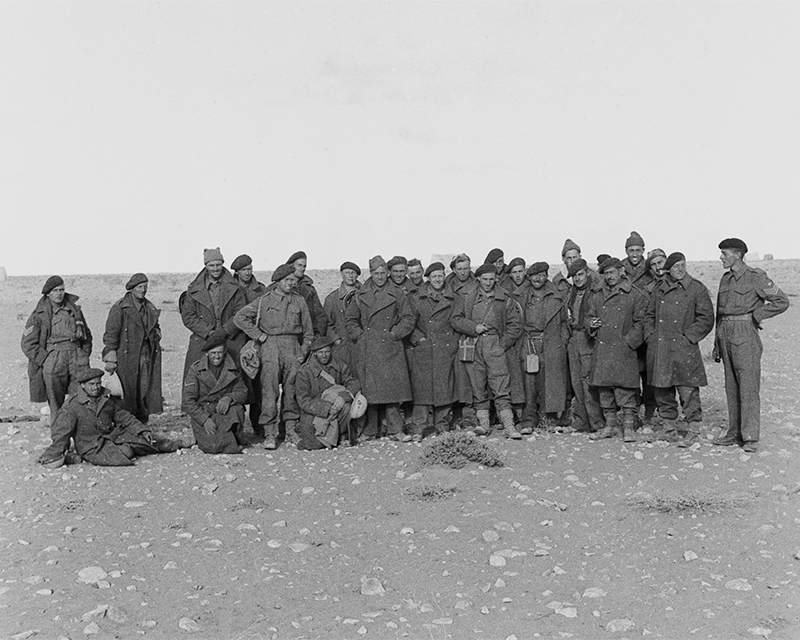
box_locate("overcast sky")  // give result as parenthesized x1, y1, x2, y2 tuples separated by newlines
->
(2, 1, 799, 276)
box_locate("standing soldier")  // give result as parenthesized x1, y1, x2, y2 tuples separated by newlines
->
(445, 253, 477, 428)
(234, 264, 314, 449)
(323, 261, 362, 372)
(231, 254, 267, 436)
(22, 276, 92, 424)
(180, 248, 247, 381)
(502, 258, 527, 293)
(451, 263, 523, 438)
(713, 238, 789, 452)
(642, 248, 667, 296)
(484, 248, 510, 289)
(644, 253, 715, 446)
(285, 251, 328, 338)
(553, 239, 601, 295)
(102, 273, 163, 423)
(565, 259, 605, 433)
(407, 262, 460, 440)
(345, 255, 416, 441)
(586, 258, 647, 442)
(514, 262, 569, 434)
(446, 253, 476, 296)
(387, 256, 410, 292)
(406, 259, 424, 294)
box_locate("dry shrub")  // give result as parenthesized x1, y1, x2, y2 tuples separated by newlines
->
(628, 490, 753, 514)
(405, 484, 459, 502)
(418, 431, 503, 469)
(232, 496, 270, 511)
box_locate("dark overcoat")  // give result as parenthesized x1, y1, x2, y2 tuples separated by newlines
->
(514, 280, 569, 413)
(323, 283, 359, 371)
(102, 292, 163, 417)
(180, 269, 247, 379)
(344, 279, 415, 404)
(181, 353, 247, 454)
(586, 279, 647, 388)
(40, 389, 154, 467)
(407, 284, 459, 407)
(644, 274, 714, 388)
(21, 294, 92, 402)
(235, 276, 268, 304)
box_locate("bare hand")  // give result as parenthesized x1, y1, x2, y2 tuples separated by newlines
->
(203, 418, 217, 436)
(216, 396, 232, 414)
(590, 318, 602, 329)
(103, 361, 117, 374)
(258, 334, 267, 344)
(475, 324, 488, 335)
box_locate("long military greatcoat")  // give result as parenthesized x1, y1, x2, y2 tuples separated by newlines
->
(644, 274, 714, 388)
(180, 268, 247, 379)
(345, 279, 415, 404)
(21, 294, 92, 402)
(102, 292, 163, 418)
(323, 282, 359, 371)
(586, 279, 647, 388)
(513, 280, 569, 413)
(407, 284, 459, 407)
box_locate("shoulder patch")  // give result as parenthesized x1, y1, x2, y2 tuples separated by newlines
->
(23, 326, 34, 336)
(764, 279, 780, 295)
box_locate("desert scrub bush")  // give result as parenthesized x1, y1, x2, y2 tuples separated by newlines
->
(628, 490, 753, 514)
(418, 431, 503, 469)
(405, 484, 459, 502)
(231, 496, 270, 511)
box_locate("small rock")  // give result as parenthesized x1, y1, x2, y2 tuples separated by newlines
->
(11, 631, 39, 640)
(81, 605, 108, 622)
(163, 561, 177, 570)
(557, 607, 577, 618)
(747, 627, 772, 638)
(288, 542, 310, 553)
(267, 539, 282, 548)
(106, 605, 128, 624)
(83, 622, 100, 635)
(482, 530, 500, 542)
(273, 520, 287, 527)
(432, 618, 453, 625)
(343, 618, 359, 624)
(77, 567, 107, 585)
(634, 451, 644, 460)
(24, 576, 44, 585)
(489, 555, 506, 567)
(123, 501, 146, 508)
(582, 587, 607, 598)
(201, 483, 218, 495)
(395, 471, 406, 479)
(360, 576, 386, 596)
(357, 626, 367, 635)
(725, 578, 752, 591)
(684, 551, 699, 562)
(494, 521, 515, 532)
(302, 486, 314, 494)
(444, 525, 460, 533)
(178, 617, 200, 632)
(793, 549, 800, 560)
(35, 589, 53, 595)
(400, 527, 414, 535)
(606, 618, 635, 633)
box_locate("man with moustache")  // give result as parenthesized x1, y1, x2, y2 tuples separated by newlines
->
(323, 261, 362, 372)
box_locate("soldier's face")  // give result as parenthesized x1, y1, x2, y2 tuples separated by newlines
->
(649, 256, 666, 277)
(454, 260, 471, 281)
(341, 269, 358, 286)
(131, 282, 148, 301)
(572, 268, 589, 288)
(669, 260, 687, 281)
(563, 250, 581, 268)
(81, 378, 103, 398)
(237, 265, 253, 283)
(626, 246, 644, 266)
(604, 266, 622, 287)
(293, 258, 307, 279)
(510, 265, 525, 286)
(720, 249, 742, 269)
(428, 271, 445, 290)
(408, 265, 423, 285)
(206, 260, 224, 280)
(529, 272, 548, 289)
(278, 275, 297, 294)
(314, 347, 332, 366)
(207, 346, 226, 366)
(478, 272, 496, 293)
(47, 285, 66, 305)
(493, 258, 505, 273)
(390, 264, 407, 285)
(371, 267, 389, 287)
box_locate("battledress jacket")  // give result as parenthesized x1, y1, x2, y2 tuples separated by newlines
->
(21, 294, 92, 402)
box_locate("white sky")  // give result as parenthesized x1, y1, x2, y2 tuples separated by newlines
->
(2, 1, 799, 276)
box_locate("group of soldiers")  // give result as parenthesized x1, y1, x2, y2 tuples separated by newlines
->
(24, 231, 790, 467)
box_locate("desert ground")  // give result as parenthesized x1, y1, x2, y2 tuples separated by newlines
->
(1, 261, 799, 640)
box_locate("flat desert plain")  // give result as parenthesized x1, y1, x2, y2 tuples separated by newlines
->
(1, 261, 799, 640)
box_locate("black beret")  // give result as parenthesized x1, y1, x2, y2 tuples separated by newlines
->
(231, 254, 252, 271)
(599, 257, 624, 273)
(202, 333, 227, 352)
(286, 251, 307, 264)
(271, 263, 295, 282)
(42, 275, 64, 295)
(718, 238, 748, 254)
(387, 255, 408, 270)
(485, 248, 504, 264)
(596, 254, 611, 266)
(526, 261, 549, 276)
(76, 367, 105, 383)
(340, 261, 361, 276)
(309, 335, 336, 352)
(567, 259, 588, 278)
(508, 257, 526, 271)
(424, 262, 445, 277)
(663, 252, 686, 271)
(125, 273, 148, 291)
(475, 263, 496, 277)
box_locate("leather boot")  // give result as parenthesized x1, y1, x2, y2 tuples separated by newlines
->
(622, 409, 636, 442)
(284, 420, 300, 445)
(657, 419, 681, 442)
(677, 422, 701, 448)
(500, 409, 522, 440)
(475, 410, 491, 436)
(591, 410, 617, 440)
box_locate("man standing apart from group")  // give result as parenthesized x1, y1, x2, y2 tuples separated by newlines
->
(102, 273, 163, 423)
(22, 276, 92, 424)
(713, 238, 789, 452)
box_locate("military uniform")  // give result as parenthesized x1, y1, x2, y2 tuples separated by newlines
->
(234, 274, 267, 431)
(323, 282, 360, 372)
(234, 288, 314, 441)
(715, 263, 789, 446)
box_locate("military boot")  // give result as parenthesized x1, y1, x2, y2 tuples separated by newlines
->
(500, 409, 522, 440)
(475, 410, 492, 436)
(657, 419, 681, 443)
(677, 421, 701, 448)
(591, 410, 617, 440)
(622, 409, 637, 442)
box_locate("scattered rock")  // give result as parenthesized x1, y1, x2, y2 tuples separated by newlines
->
(178, 617, 200, 632)
(684, 551, 699, 562)
(582, 587, 607, 598)
(288, 542, 310, 553)
(123, 501, 146, 508)
(77, 567, 107, 585)
(606, 618, 635, 633)
(360, 576, 386, 596)
(482, 530, 500, 542)
(489, 555, 506, 567)
(724, 578, 753, 591)
(11, 631, 39, 640)
(83, 622, 100, 635)
(748, 627, 772, 638)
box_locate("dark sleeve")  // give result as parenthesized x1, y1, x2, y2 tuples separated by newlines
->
(390, 292, 416, 341)
(21, 312, 46, 367)
(111, 406, 148, 437)
(181, 367, 211, 425)
(500, 298, 523, 350)
(644, 289, 656, 343)
(227, 369, 249, 406)
(295, 367, 331, 418)
(40, 403, 78, 463)
(585, 290, 600, 337)
(450, 294, 479, 336)
(623, 289, 646, 350)
(77, 307, 92, 358)
(180, 293, 214, 340)
(340, 361, 361, 397)
(309, 288, 328, 337)
(102, 302, 123, 357)
(685, 283, 715, 344)
(323, 293, 341, 343)
(344, 296, 364, 341)
(223, 287, 248, 337)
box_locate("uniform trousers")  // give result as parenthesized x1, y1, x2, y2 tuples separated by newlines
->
(258, 335, 301, 438)
(464, 334, 511, 412)
(42, 344, 87, 423)
(597, 387, 638, 411)
(410, 404, 453, 435)
(717, 316, 762, 443)
(654, 386, 702, 423)
(567, 333, 604, 431)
